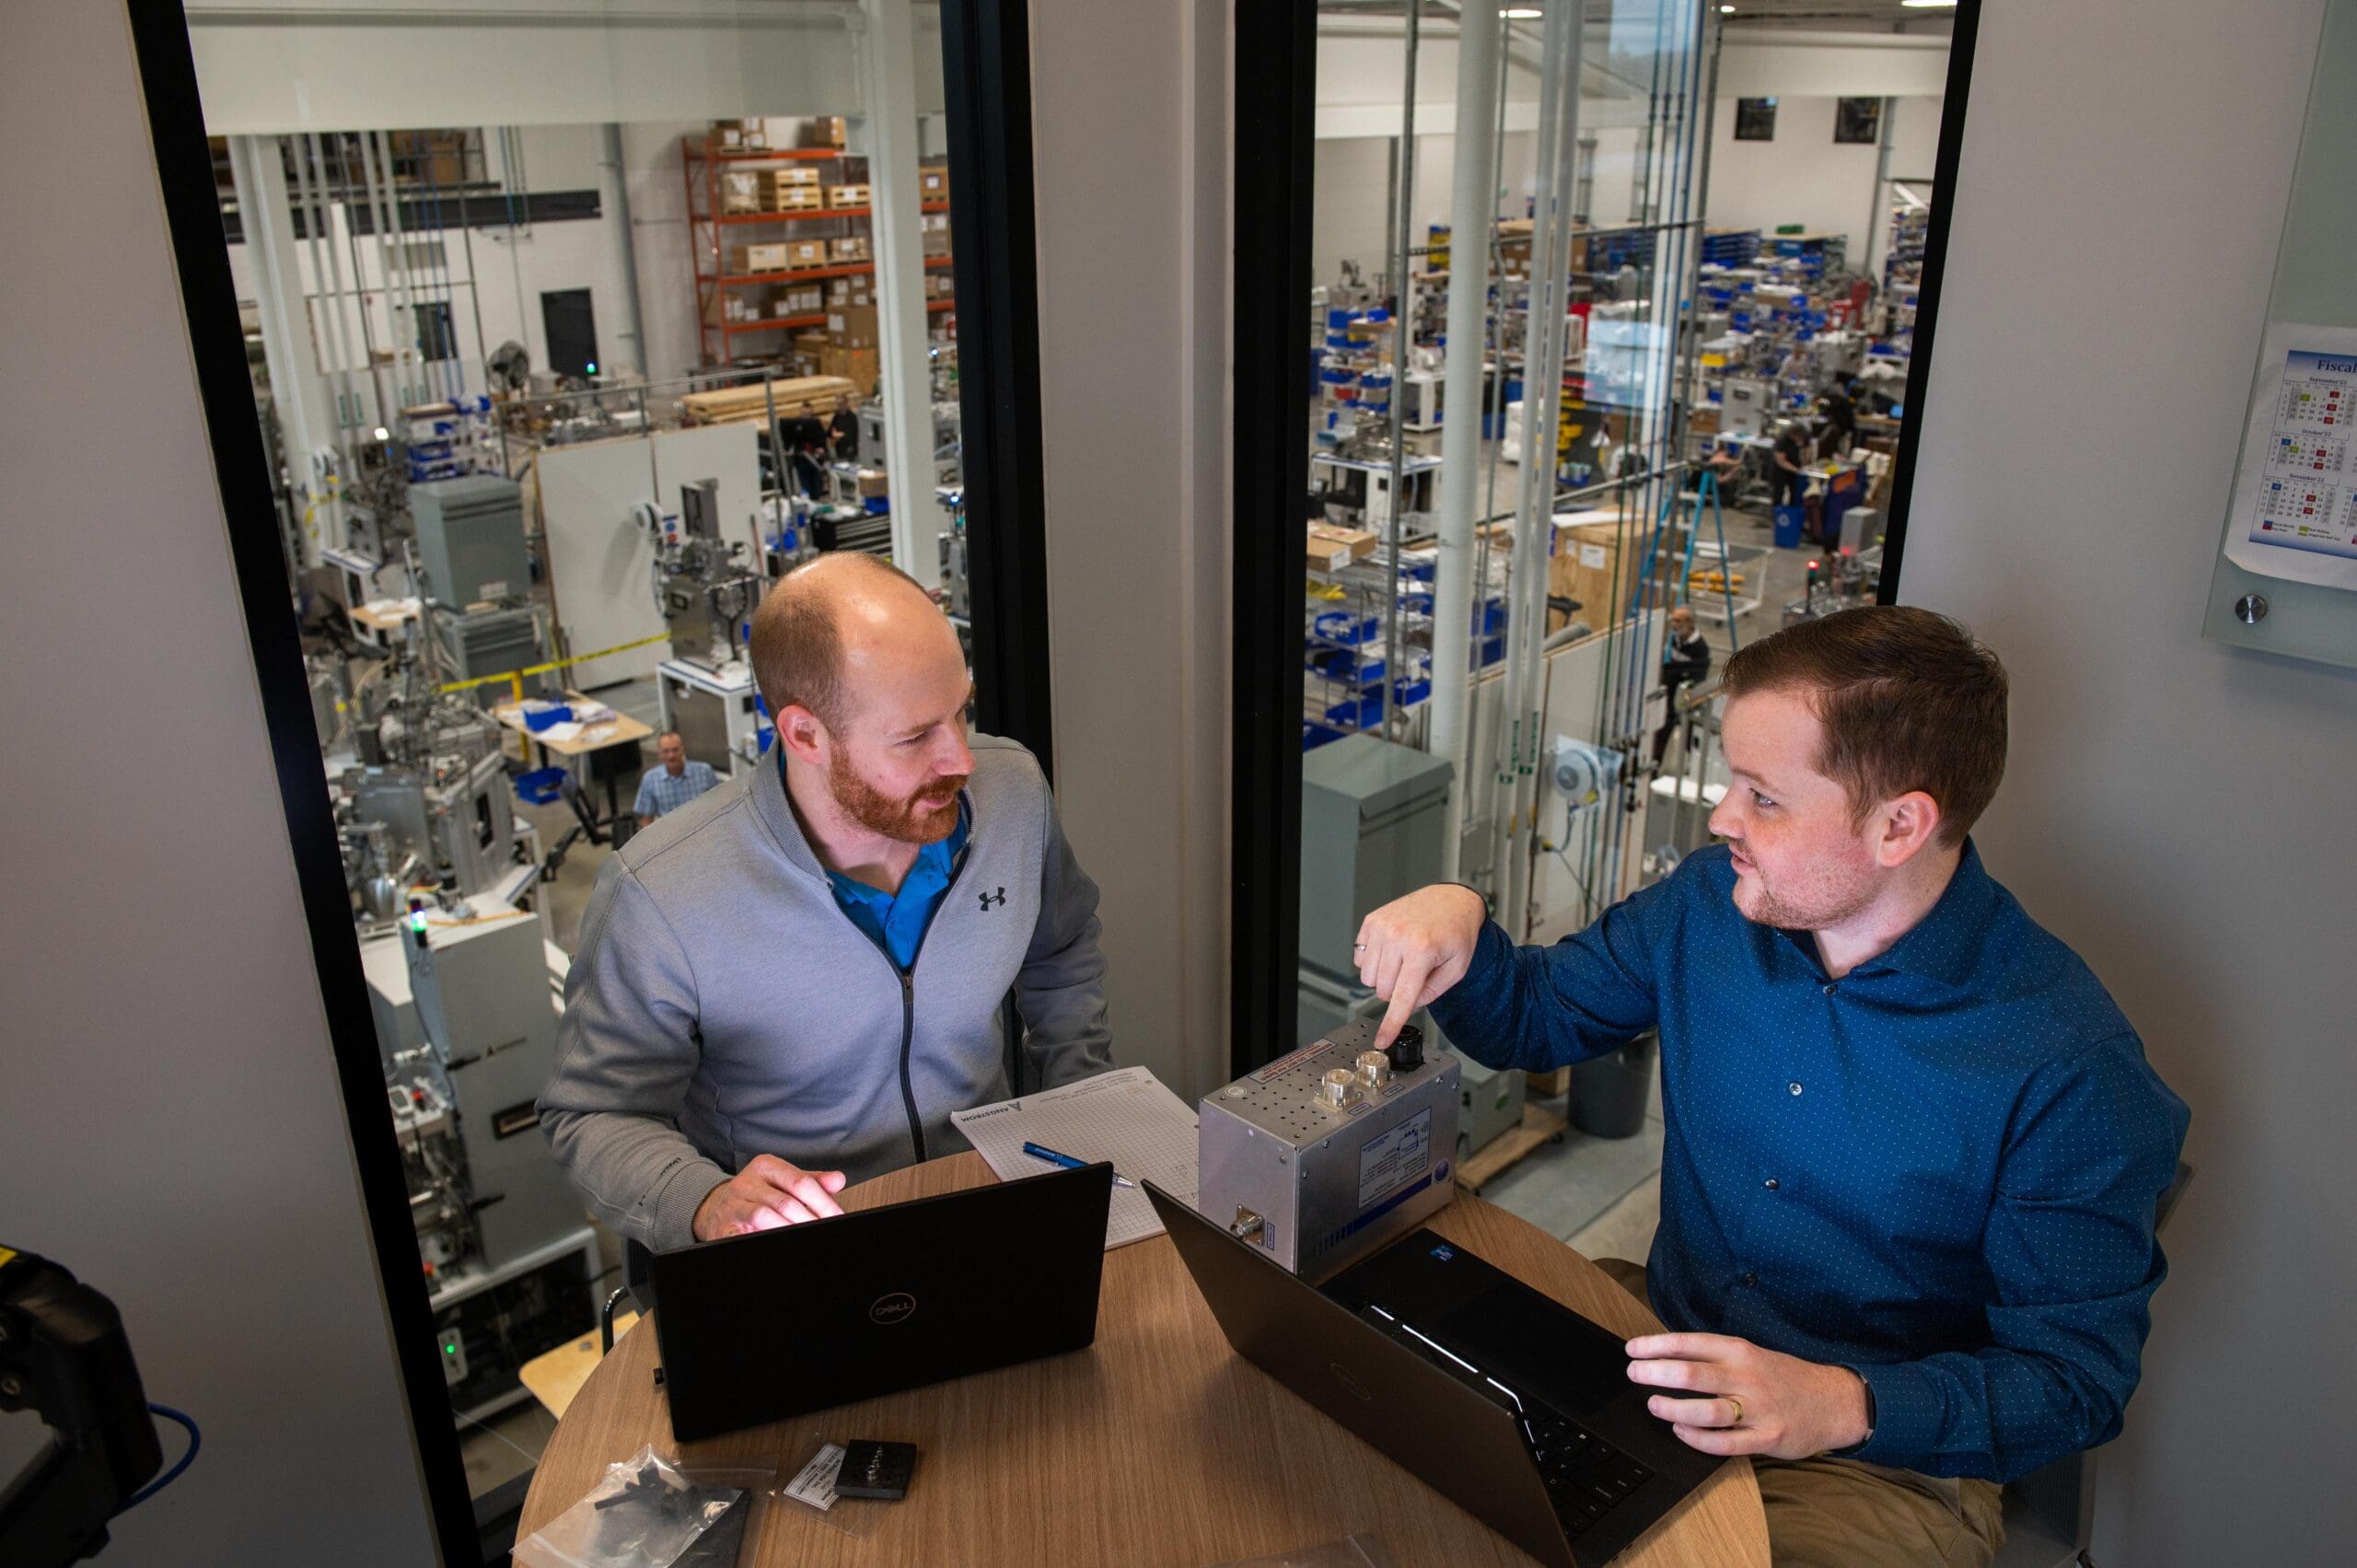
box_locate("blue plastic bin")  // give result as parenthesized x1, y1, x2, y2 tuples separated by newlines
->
(514, 766, 567, 805)
(522, 703, 574, 732)
(1773, 505, 1805, 550)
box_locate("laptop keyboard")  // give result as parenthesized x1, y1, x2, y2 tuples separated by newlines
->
(1521, 1410, 1653, 1536)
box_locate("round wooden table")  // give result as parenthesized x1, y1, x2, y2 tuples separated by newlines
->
(517, 1154, 1769, 1566)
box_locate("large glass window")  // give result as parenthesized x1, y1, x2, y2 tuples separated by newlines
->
(1278, 0, 1963, 1209)
(177, 0, 1009, 1515)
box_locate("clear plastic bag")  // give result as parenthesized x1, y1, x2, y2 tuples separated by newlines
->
(514, 1445, 772, 1568)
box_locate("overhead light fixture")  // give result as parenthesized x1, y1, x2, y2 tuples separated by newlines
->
(1502, 7, 1543, 17)
(1720, 5, 1736, 12)
(1899, 1, 1958, 7)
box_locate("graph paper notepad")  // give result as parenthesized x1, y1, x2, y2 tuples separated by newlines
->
(950, 1066, 1201, 1249)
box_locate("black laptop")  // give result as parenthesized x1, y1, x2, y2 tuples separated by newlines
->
(652, 1163, 1114, 1441)
(1145, 1182, 1723, 1567)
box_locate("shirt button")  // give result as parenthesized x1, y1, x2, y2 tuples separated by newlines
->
(1763, 1178, 1779, 1191)
(1788, 1081, 1804, 1097)
(1822, 982, 1837, 996)
(1742, 1272, 1759, 1286)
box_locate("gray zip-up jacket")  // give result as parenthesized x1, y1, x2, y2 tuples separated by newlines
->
(539, 732, 1113, 1250)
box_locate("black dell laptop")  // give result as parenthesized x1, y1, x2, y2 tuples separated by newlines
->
(652, 1163, 1113, 1441)
(1145, 1181, 1723, 1567)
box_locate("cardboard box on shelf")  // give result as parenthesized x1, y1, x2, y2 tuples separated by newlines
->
(922, 231, 953, 259)
(1306, 523, 1378, 573)
(828, 235, 872, 263)
(827, 183, 871, 209)
(1473, 513, 1643, 632)
(798, 115, 846, 148)
(919, 164, 950, 200)
(766, 184, 824, 212)
(710, 119, 767, 150)
(740, 242, 790, 274)
(828, 305, 880, 347)
(819, 344, 880, 390)
(720, 170, 763, 214)
(854, 470, 889, 499)
(793, 331, 830, 360)
(769, 165, 820, 187)
(784, 239, 829, 269)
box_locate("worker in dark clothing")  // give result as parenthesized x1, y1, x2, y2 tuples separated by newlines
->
(1771, 420, 1808, 512)
(777, 413, 829, 497)
(827, 396, 860, 462)
(1816, 383, 1858, 459)
(1651, 604, 1714, 770)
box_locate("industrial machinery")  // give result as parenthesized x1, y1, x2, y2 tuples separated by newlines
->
(1455, 1053, 1529, 1163)
(333, 656, 521, 922)
(381, 906, 595, 1420)
(936, 486, 971, 620)
(1296, 733, 1458, 1047)
(410, 474, 530, 607)
(649, 478, 770, 774)
(423, 602, 547, 705)
(1198, 1019, 1461, 1280)
(650, 479, 762, 670)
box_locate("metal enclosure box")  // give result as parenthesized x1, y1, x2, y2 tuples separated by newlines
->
(1199, 1019, 1461, 1280)
(1455, 1052, 1528, 1160)
(428, 604, 546, 702)
(1298, 733, 1456, 981)
(404, 914, 583, 1269)
(412, 474, 530, 607)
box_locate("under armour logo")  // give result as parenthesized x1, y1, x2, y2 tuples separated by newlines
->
(979, 888, 1005, 911)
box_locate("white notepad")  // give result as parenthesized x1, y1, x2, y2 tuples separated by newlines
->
(949, 1065, 1201, 1249)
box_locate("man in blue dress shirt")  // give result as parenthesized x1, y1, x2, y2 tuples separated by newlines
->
(1353, 607, 2187, 1567)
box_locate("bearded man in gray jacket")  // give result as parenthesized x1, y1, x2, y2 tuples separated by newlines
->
(540, 552, 1113, 1252)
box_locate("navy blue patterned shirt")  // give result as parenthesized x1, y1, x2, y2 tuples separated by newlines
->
(1431, 842, 2189, 1481)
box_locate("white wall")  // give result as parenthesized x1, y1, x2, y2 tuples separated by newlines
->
(1030, 0, 1230, 1103)
(1900, 1, 2352, 1562)
(1704, 94, 1945, 261)
(1, 2, 438, 1561)
(183, 0, 945, 133)
(230, 128, 649, 404)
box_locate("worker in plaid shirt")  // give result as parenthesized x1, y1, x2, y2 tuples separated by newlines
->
(635, 730, 721, 828)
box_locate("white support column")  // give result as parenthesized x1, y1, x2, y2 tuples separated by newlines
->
(1431, 0, 1501, 879)
(857, 0, 936, 575)
(229, 134, 339, 568)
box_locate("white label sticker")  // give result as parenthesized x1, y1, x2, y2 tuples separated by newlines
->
(784, 1443, 846, 1512)
(1357, 1108, 1434, 1209)
(1578, 544, 1608, 569)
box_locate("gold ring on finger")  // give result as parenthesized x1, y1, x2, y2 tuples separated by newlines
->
(1727, 1397, 1744, 1427)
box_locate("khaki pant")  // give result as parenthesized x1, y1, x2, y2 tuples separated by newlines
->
(1595, 1259, 2004, 1568)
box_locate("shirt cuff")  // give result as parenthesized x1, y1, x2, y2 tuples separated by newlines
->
(648, 1155, 733, 1253)
(1844, 1360, 1943, 1469)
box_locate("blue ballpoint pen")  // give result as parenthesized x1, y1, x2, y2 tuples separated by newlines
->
(1021, 1140, 1136, 1188)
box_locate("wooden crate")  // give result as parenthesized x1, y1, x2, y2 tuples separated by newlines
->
(827, 183, 871, 209)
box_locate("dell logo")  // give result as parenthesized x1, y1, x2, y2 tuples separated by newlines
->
(1329, 1362, 1373, 1402)
(979, 887, 1005, 911)
(868, 1291, 918, 1326)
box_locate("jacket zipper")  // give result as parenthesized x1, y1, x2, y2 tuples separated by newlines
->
(855, 813, 974, 1167)
(895, 970, 923, 1163)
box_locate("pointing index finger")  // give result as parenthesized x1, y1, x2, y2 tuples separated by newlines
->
(1372, 956, 1430, 1051)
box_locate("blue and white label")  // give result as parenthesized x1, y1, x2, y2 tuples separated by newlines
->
(1357, 1108, 1434, 1209)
